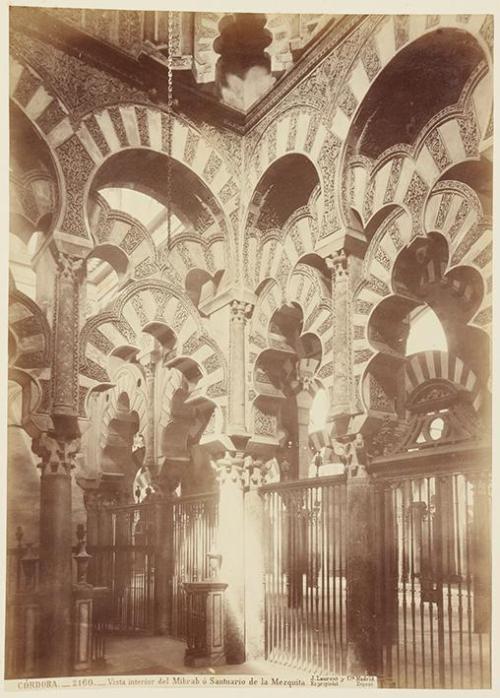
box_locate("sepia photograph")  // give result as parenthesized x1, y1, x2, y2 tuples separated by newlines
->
(4, 2, 494, 690)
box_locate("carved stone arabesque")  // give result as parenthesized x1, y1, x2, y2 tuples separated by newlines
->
(52, 253, 84, 417)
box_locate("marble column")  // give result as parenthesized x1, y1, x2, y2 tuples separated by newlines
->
(326, 250, 353, 429)
(344, 437, 378, 676)
(228, 301, 253, 437)
(154, 494, 174, 635)
(296, 390, 313, 480)
(243, 459, 266, 660)
(213, 452, 246, 663)
(32, 434, 80, 678)
(142, 358, 157, 474)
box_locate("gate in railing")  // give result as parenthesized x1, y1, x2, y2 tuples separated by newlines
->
(260, 475, 347, 673)
(170, 492, 219, 639)
(376, 469, 491, 688)
(89, 502, 157, 633)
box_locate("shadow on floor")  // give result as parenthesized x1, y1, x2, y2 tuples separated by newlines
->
(94, 635, 308, 678)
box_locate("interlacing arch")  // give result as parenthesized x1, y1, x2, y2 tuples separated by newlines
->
(9, 288, 51, 372)
(243, 148, 323, 293)
(10, 169, 57, 241)
(352, 202, 489, 423)
(79, 280, 227, 415)
(334, 15, 492, 220)
(244, 205, 320, 290)
(248, 284, 328, 453)
(98, 364, 148, 452)
(77, 107, 238, 254)
(11, 54, 238, 268)
(87, 193, 156, 282)
(155, 362, 220, 464)
(249, 264, 331, 378)
(345, 61, 491, 239)
(245, 106, 326, 200)
(8, 283, 54, 436)
(244, 106, 335, 240)
(9, 57, 67, 197)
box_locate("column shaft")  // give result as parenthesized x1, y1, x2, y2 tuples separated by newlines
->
(346, 467, 378, 675)
(34, 253, 83, 677)
(228, 301, 252, 435)
(327, 251, 352, 423)
(244, 474, 265, 660)
(154, 497, 174, 634)
(144, 362, 156, 471)
(52, 254, 83, 418)
(40, 471, 73, 676)
(214, 454, 245, 663)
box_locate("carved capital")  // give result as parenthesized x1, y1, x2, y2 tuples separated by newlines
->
(244, 455, 263, 488)
(230, 300, 254, 324)
(212, 452, 245, 487)
(297, 357, 320, 392)
(326, 249, 348, 279)
(344, 433, 369, 478)
(32, 433, 81, 475)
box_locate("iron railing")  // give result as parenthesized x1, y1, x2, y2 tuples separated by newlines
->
(88, 502, 157, 634)
(170, 492, 219, 639)
(376, 471, 491, 688)
(260, 475, 347, 673)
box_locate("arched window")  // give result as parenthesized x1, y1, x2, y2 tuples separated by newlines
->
(406, 306, 448, 356)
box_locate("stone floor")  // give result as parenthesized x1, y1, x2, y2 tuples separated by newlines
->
(94, 635, 309, 678)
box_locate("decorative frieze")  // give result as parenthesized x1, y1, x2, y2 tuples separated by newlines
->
(52, 253, 83, 416)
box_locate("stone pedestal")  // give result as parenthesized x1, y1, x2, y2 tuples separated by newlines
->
(72, 584, 93, 673)
(183, 581, 228, 667)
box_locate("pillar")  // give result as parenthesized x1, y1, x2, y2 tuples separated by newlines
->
(243, 460, 266, 660)
(141, 357, 157, 473)
(326, 250, 353, 429)
(154, 494, 174, 635)
(31, 252, 84, 677)
(32, 435, 80, 677)
(228, 301, 253, 436)
(470, 472, 491, 633)
(296, 390, 313, 479)
(213, 453, 246, 663)
(345, 437, 378, 676)
(51, 253, 83, 419)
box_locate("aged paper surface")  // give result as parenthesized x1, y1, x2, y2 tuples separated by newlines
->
(1, 0, 498, 696)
